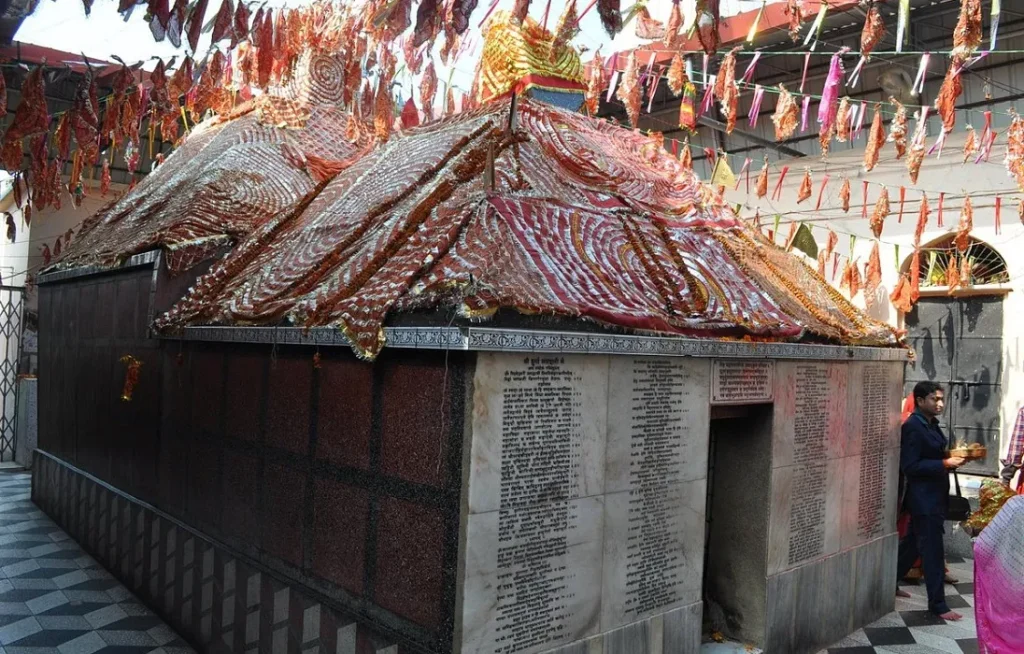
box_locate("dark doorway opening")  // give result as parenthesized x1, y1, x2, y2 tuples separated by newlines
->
(703, 403, 773, 647)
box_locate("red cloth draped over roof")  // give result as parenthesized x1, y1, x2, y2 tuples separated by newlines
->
(153, 97, 896, 359)
(54, 52, 375, 275)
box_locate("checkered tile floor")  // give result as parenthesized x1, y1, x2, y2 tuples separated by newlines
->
(0, 470, 194, 654)
(819, 558, 979, 654)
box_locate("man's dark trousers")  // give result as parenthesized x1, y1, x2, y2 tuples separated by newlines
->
(896, 514, 949, 614)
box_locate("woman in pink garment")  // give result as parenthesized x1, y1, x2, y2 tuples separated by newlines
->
(974, 494, 1024, 653)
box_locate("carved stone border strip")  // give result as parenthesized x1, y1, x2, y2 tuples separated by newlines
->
(37, 250, 161, 285)
(176, 326, 907, 362)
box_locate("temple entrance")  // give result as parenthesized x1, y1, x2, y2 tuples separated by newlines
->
(901, 236, 1008, 475)
(904, 295, 1005, 475)
(702, 403, 774, 647)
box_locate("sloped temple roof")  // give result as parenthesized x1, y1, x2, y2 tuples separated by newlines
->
(52, 11, 897, 360)
(57, 53, 376, 274)
(152, 96, 897, 359)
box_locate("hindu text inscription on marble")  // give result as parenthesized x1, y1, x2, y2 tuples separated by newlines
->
(711, 360, 774, 405)
(787, 363, 830, 565)
(622, 359, 687, 619)
(492, 357, 584, 653)
(857, 364, 891, 541)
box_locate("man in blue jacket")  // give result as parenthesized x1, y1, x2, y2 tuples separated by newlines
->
(895, 381, 965, 621)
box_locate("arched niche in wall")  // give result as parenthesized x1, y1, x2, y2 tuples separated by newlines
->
(899, 234, 1010, 293)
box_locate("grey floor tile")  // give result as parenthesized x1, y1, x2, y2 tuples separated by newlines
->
(51, 573, 88, 591)
(2, 562, 39, 579)
(8, 580, 58, 592)
(33, 617, 91, 632)
(6, 647, 63, 654)
(911, 630, 968, 654)
(0, 618, 41, 646)
(145, 626, 177, 647)
(61, 592, 111, 605)
(95, 632, 155, 648)
(102, 590, 131, 605)
(25, 592, 69, 616)
(55, 632, 105, 654)
(83, 606, 127, 631)
(0, 603, 33, 617)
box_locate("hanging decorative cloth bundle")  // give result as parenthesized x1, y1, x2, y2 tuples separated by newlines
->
(797, 167, 813, 203)
(889, 98, 908, 159)
(870, 186, 890, 238)
(772, 83, 799, 141)
(617, 51, 642, 128)
(954, 194, 973, 252)
(679, 82, 698, 132)
(835, 97, 852, 142)
(667, 53, 687, 96)
(951, 0, 983, 58)
(839, 177, 851, 213)
(864, 103, 885, 172)
(756, 158, 769, 198)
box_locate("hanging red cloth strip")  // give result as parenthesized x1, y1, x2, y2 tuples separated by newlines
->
(735, 157, 752, 191)
(995, 195, 1002, 234)
(832, 251, 841, 281)
(671, 140, 679, 158)
(861, 180, 869, 220)
(815, 174, 830, 210)
(898, 186, 906, 223)
(981, 110, 993, 144)
(772, 165, 790, 201)
(937, 192, 945, 227)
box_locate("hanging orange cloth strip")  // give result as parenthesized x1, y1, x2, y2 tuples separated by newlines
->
(995, 195, 1002, 234)
(772, 165, 790, 201)
(861, 180, 869, 220)
(898, 186, 906, 223)
(815, 174, 830, 210)
(938, 192, 945, 227)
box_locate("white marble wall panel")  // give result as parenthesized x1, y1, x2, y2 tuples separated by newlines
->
(600, 478, 707, 629)
(462, 353, 710, 654)
(840, 450, 901, 551)
(771, 362, 849, 468)
(605, 357, 710, 493)
(847, 362, 903, 457)
(467, 353, 610, 515)
(767, 458, 844, 576)
(461, 497, 605, 654)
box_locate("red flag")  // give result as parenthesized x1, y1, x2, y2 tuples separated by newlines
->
(995, 195, 1002, 235)
(771, 165, 790, 201)
(898, 186, 906, 223)
(400, 98, 420, 129)
(938, 192, 945, 227)
(815, 174, 830, 210)
(861, 180, 869, 220)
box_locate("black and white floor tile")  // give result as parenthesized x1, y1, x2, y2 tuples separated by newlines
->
(820, 558, 979, 654)
(0, 470, 194, 654)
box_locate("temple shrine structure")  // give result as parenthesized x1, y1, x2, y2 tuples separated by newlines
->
(33, 11, 908, 654)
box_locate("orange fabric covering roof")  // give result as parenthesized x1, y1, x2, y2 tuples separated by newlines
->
(153, 95, 897, 359)
(56, 53, 375, 274)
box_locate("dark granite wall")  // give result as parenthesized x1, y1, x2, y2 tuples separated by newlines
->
(37, 269, 468, 654)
